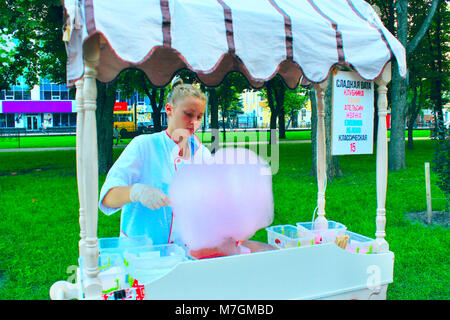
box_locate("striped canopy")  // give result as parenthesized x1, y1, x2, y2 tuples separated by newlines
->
(63, 0, 407, 89)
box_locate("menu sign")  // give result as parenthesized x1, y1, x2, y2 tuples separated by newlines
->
(332, 70, 374, 155)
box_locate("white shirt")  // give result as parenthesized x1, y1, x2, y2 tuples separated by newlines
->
(98, 130, 212, 245)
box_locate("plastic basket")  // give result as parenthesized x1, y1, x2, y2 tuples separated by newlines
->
(265, 225, 314, 249)
(296, 220, 347, 244)
(98, 235, 152, 254)
(124, 244, 186, 284)
(343, 231, 374, 254)
(79, 253, 128, 294)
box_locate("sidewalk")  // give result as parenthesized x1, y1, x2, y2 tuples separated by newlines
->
(0, 137, 432, 153)
(0, 140, 312, 152)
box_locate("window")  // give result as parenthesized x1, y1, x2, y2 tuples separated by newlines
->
(14, 91, 23, 100)
(0, 114, 15, 128)
(53, 113, 62, 127)
(114, 113, 133, 122)
(23, 91, 31, 100)
(40, 81, 71, 100)
(69, 113, 76, 126)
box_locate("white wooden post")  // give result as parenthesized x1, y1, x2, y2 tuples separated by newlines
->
(425, 162, 432, 224)
(373, 62, 391, 253)
(314, 81, 328, 229)
(75, 79, 87, 259)
(81, 35, 102, 298)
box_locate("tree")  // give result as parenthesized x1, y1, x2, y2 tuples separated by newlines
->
(263, 77, 286, 143)
(0, 30, 17, 90)
(207, 87, 220, 153)
(0, 1, 66, 87)
(215, 73, 251, 142)
(424, 1, 449, 140)
(284, 86, 309, 129)
(368, 0, 440, 171)
(96, 80, 118, 174)
(228, 96, 245, 128)
(309, 76, 343, 182)
(117, 69, 168, 133)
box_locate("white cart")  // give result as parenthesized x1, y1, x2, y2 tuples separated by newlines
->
(50, 0, 406, 300)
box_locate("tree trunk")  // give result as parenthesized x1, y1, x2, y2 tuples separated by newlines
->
(208, 88, 219, 154)
(146, 87, 165, 132)
(407, 81, 421, 150)
(221, 108, 227, 143)
(309, 79, 342, 181)
(324, 76, 343, 180)
(388, 0, 408, 171)
(430, 3, 445, 140)
(266, 80, 280, 144)
(389, 63, 408, 170)
(96, 80, 117, 175)
(276, 84, 286, 139)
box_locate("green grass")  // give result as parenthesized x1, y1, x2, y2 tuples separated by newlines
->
(0, 139, 448, 299)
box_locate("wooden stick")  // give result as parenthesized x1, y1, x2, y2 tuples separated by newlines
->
(425, 162, 432, 224)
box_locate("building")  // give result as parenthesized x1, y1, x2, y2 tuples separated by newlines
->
(0, 78, 168, 134)
(240, 89, 311, 129)
(240, 89, 269, 128)
(0, 77, 77, 133)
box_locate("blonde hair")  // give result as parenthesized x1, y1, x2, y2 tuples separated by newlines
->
(167, 78, 207, 106)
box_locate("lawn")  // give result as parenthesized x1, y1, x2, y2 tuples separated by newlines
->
(0, 129, 432, 149)
(0, 139, 448, 299)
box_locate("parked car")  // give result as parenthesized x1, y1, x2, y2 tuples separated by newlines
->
(137, 121, 153, 133)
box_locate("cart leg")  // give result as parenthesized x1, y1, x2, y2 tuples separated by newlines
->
(314, 81, 329, 229)
(373, 63, 391, 253)
(81, 35, 102, 298)
(50, 281, 79, 300)
(75, 79, 87, 259)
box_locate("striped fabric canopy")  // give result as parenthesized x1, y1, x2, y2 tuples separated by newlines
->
(63, 0, 407, 89)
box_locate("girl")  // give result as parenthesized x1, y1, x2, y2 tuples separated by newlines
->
(99, 80, 211, 246)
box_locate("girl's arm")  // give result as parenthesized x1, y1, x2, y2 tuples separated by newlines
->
(102, 186, 133, 209)
(102, 184, 171, 210)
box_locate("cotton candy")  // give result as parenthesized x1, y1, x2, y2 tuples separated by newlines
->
(168, 147, 274, 251)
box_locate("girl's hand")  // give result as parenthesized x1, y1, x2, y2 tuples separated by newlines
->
(129, 183, 172, 210)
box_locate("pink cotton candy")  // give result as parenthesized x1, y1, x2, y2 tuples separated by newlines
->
(168, 148, 274, 251)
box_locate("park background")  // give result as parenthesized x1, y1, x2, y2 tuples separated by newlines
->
(0, 0, 449, 300)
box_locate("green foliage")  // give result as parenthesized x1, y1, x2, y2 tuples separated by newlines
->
(431, 117, 449, 210)
(0, 1, 65, 88)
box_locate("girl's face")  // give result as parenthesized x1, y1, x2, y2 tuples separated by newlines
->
(166, 96, 206, 135)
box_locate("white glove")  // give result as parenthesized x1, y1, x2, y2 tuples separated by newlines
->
(129, 183, 171, 210)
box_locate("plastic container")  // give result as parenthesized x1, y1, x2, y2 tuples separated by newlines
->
(296, 220, 347, 244)
(124, 244, 186, 284)
(343, 231, 374, 254)
(266, 225, 314, 249)
(99, 235, 153, 255)
(79, 253, 128, 294)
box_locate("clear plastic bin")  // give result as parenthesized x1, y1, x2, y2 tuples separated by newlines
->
(266, 225, 314, 249)
(296, 220, 347, 244)
(124, 244, 186, 284)
(343, 231, 374, 254)
(99, 235, 153, 255)
(79, 253, 128, 294)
